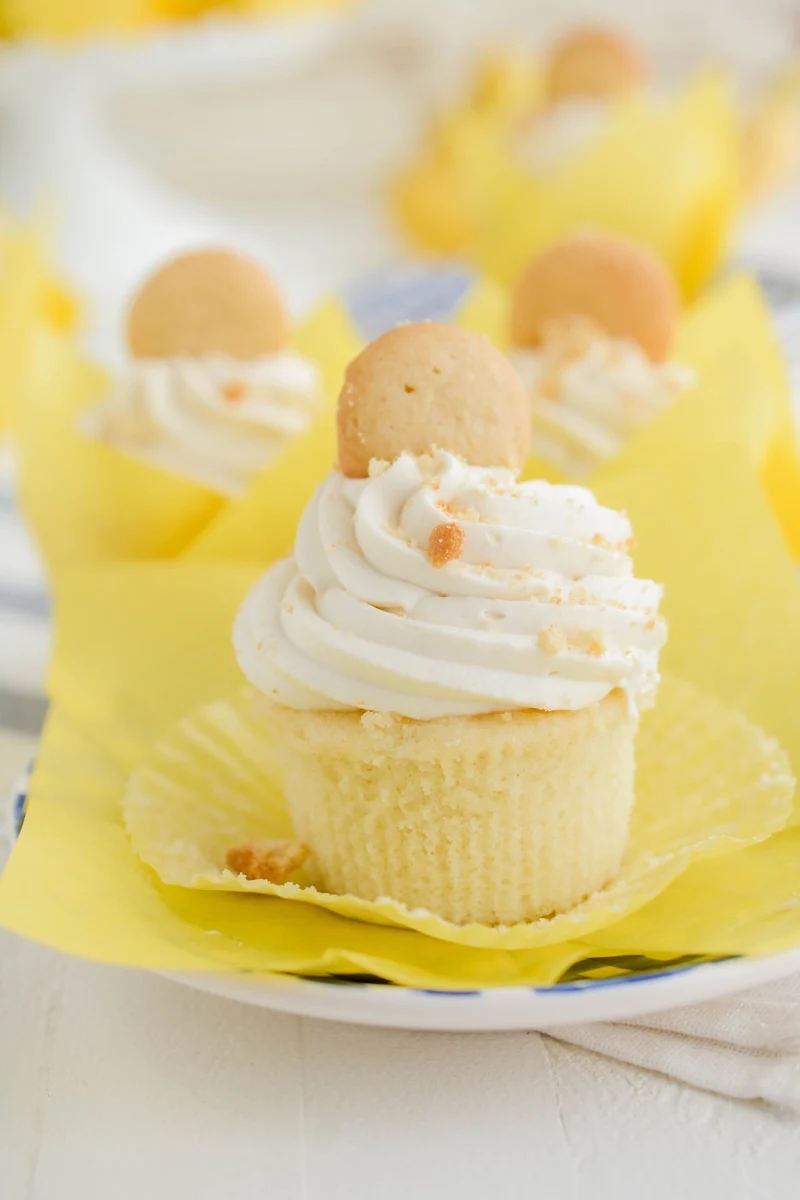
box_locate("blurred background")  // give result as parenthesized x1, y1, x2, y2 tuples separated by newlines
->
(2, 0, 800, 360)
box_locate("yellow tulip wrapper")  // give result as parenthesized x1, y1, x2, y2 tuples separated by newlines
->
(14, 298, 363, 572)
(396, 70, 740, 299)
(0, 559, 793, 987)
(121, 677, 792, 953)
(15, 327, 225, 569)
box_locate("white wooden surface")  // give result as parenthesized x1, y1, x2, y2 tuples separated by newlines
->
(3, 5, 800, 1193)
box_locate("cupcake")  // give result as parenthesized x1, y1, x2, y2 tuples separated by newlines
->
(520, 26, 646, 172)
(82, 249, 322, 497)
(232, 322, 667, 926)
(508, 232, 694, 479)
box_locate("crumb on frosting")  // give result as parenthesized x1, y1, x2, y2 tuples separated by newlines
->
(538, 624, 567, 655)
(226, 838, 309, 883)
(568, 628, 606, 657)
(428, 521, 464, 568)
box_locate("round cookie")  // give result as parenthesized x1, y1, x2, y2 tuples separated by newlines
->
(546, 26, 646, 103)
(337, 323, 531, 478)
(509, 233, 679, 362)
(127, 249, 289, 361)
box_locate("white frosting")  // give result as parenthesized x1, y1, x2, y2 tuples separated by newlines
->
(519, 98, 609, 171)
(234, 450, 666, 720)
(82, 352, 322, 496)
(510, 339, 694, 480)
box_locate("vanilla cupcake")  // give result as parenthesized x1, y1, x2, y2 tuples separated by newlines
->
(233, 322, 666, 926)
(508, 233, 693, 479)
(82, 249, 322, 497)
(520, 26, 647, 171)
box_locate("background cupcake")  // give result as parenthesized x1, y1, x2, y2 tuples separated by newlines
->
(82, 248, 322, 498)
(519, 25, 647, 173)
(233, 322, 667, 926)
(508, 232, 694, 480)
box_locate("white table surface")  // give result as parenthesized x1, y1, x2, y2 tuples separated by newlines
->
(3, 5, 800, 1194)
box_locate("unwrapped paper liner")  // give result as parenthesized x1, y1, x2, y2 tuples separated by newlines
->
(121, 676, 793, 953)
(395, 68, 740, 299)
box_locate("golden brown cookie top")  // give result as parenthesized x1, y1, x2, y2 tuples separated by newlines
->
(337, 322, 531, 478)
(127, 248, 289, 360)
(546, 26, 647, 104)
(509, 233, 679, 362)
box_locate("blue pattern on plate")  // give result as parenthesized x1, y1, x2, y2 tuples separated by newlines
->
(341, 264, 476, 343)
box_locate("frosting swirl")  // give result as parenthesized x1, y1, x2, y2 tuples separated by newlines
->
(510, 337, 693, 479)
(83, 352, 321, 496)
(234, 450, 666, 720)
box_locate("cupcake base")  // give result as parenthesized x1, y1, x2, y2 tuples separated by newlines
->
(262, 691, 637, 926)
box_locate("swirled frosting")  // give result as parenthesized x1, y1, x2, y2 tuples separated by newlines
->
(83, 352, 321, 496)
(234, 450, 666, 719)
(509, 337, 693, 480)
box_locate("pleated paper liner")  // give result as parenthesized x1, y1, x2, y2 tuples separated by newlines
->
(394, 69, 739, 299)
(0, 673, 794, 988)
(121, 674, 792, 956)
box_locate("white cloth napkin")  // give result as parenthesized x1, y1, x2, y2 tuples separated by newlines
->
(549, 976, 800, 1110)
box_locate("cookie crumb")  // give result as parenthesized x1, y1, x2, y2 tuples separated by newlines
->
(222, 380, 246, 402)
(226, 839, 309, 883)
(538, 624, 567, 654)
(361, 710, 395, 730)
(428, 521, 464, 567)
(568, 628, 606, 657)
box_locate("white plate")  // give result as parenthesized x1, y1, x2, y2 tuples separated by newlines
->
(8, 765, 800, 1030)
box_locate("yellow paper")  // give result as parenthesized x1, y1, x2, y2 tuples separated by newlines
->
(474, 71, 739, 299)
(585, 828, 800, 960)
(0, 559, 793, 987)
(0, 216, 48, 432)
(15, 295, 363, 572)
(15, 327, 224, 570)
(122, 675, 792, 952)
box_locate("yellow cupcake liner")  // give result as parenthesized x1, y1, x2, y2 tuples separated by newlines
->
(121, 675, 793, 953)
(394, 68, 740, 299)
